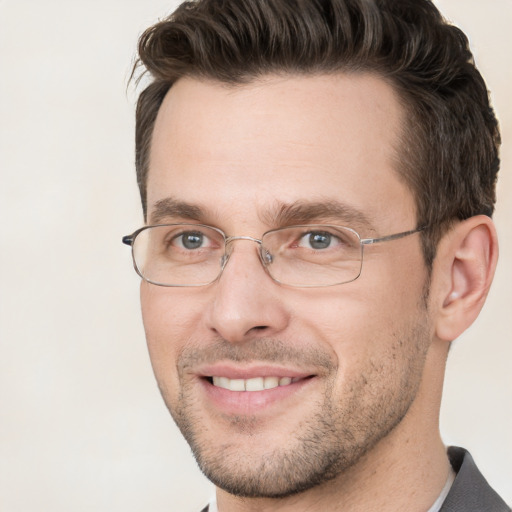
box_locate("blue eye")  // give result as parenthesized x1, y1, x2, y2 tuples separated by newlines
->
(174, 231, 207, 250)
(298, 231, 339, 250)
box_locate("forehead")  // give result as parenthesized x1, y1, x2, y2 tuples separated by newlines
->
(147, 73, 415, 232)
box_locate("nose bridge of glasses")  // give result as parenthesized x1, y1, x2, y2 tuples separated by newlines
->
(225, 235, 263, 245)
(221, 235, 271, 271)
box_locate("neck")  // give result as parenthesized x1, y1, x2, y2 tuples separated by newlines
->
(216, 342, 451, 512)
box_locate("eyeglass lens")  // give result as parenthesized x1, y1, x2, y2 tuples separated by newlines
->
(131, 224, 364, 287)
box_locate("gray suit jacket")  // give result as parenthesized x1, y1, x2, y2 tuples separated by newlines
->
(200, 447, 510, 511)
(440, 446, 509, 511)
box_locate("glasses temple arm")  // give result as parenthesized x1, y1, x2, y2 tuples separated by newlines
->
(122, 235, 134, 246)
(360, 226, 426, 245)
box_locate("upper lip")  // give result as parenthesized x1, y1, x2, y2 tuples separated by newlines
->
(196, 363, 315, 380)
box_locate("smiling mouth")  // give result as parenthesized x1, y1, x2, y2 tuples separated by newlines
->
(207, 376, 310, 392)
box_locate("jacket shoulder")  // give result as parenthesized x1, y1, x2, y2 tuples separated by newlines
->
(440, 447, 510, 512)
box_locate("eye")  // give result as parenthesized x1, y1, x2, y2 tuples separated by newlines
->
(172, 231, 210, 250)
(297, 231, 341, 250)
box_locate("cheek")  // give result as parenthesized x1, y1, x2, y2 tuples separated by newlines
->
(141, 282, 204, 335)
(291, 255, 428, 365)
(140, 284, 206, 385)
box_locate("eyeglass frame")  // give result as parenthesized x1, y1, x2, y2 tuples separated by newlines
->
(122, 223, 426, 288)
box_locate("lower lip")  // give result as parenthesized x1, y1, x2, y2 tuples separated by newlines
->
(200, 377, 314, 415)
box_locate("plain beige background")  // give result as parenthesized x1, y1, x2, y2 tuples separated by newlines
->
(0, 1, 510, 510)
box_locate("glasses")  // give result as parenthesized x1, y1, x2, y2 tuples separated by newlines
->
(122, 223, 424, 288)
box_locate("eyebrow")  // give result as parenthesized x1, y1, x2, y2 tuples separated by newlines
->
(149, 197, 208, 224)
(149, 196, 376, 233)
(263, 200, 376, 233)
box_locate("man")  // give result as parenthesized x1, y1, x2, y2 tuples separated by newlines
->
(123, 0, 509, 510)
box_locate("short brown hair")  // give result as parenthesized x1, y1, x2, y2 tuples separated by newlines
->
(133, 0, 500, 265)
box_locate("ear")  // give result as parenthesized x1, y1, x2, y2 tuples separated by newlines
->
(433, 216, 498, 342)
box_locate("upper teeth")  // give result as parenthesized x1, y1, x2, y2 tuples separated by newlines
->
(212, 376, 293, 392)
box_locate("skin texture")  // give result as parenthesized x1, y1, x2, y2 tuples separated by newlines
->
(140, 74, 497, 511)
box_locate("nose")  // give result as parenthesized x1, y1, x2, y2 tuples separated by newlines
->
(205, 239, 290, 343)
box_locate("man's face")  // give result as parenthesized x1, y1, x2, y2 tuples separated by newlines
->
(141, 74, 432, 497)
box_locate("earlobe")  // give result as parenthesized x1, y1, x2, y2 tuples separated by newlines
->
(435, 216, 498, 342)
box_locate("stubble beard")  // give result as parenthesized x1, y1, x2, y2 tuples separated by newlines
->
(157, 313, 431, 499)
